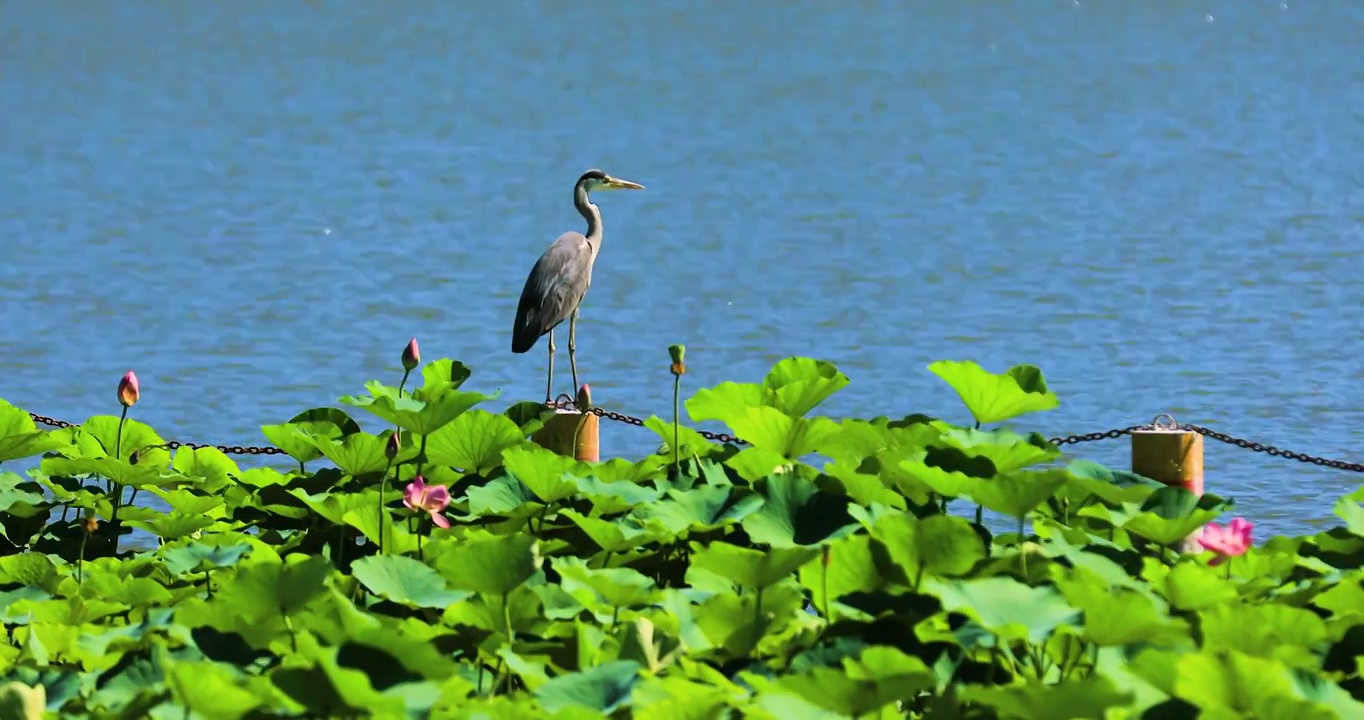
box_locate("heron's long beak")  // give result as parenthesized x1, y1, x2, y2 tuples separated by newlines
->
(604, 176, 645, 190)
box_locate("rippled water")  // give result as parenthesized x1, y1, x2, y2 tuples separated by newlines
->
(3, 1, 1362, 536)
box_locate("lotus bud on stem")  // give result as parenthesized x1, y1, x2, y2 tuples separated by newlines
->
(668, 345, 686, 478)
(398, 337, 420, 398)
(111, 370, 139, 527)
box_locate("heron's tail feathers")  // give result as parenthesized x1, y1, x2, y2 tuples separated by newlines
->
(511, 320, 539, 354)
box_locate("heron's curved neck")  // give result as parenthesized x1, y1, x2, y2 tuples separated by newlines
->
(574, 182, 603, 251)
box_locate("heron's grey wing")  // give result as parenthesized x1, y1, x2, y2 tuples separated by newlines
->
(512, 232, 593, 353)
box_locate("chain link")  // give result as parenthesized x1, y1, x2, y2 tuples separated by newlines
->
(1181, 423, 1364, 473)
(27, 405, 1364, 473)
(26, 411, 287, 456)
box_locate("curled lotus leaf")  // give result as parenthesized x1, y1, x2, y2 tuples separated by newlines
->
(928, 360, 1059, 425)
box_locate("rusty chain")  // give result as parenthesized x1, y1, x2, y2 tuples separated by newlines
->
(25, 407, 1364, 473)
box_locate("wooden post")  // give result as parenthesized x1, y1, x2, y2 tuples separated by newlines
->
(1130, 414, 1204, 496)
(530, 384, 600, 462)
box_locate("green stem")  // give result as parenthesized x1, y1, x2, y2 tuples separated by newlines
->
(397, 369, 411, 398)
(378, 457, 394, 555)
(502, 591, 515, 647)
(417, 515, 425, 561)
(204, 570, 213, 598)
(672, 374, 681, 478)
(416, 434, 428, 478)
(821, 557, 832, 631)
(78, 531, 88, 583)
(1018, 514, 1027, 577)
(111, 405, 129, 524)
(975, 504, 983, 527)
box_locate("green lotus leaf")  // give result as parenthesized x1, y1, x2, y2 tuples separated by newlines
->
(1334, 487, 1364, 537)
(435, 533, 542, 596)
(0, 553, 59, 592)
(0, 472, 45, 514)
(1171, 649, 1302, 715)
(210, 554, 333, 624)
(726, 406, 841, 459)
(923, 576, 1080, 643)
(1162, 560, 1239, 611)
(501, 445, 578, 503)
(644, 416, 722, 458)
(693, 581, 806, 658)
(742, 472, 858, 548)
(303, 431, 392, 477)
(775, 645, 933, 716)
(723, 446, 792, 483)
(631, 675, 729, 719)
(685, 382, 768, 426)
(0, 680, 46, 720)
(935, 426, 1061, 473)
(533, 659, 641, 715)
(797, 534, 883, 610)
(0, 400, 67, 463)
(504, 400, 556, 437)
(554, 556, 660, 612)
(41, 455, 193, 489)
(350, 555, 470, 609)
(419, 358, 474, 393)
(68, 415, 168, 461)
(165, 658, 277, 719)
(689, 541, 821, 591)
(560, 510, 661, 554)
(340, 382, 495, 436)
(897, 450, 984, 499)
(959, 676, 1133, 720)
(340, 505, 420, 557)
(424, 408, 525, 474)
(571, 475, 662, 515)
(1121, 486, 1224, 546)
(269, 634, 405, 716)
(816, 417, 942, 464)
(466, 475, 542, 521)
(260, 407, 363, 464)
(1056, 566, 1183, 646)
(821, 459, 909, 510)
(1198, 603, 1328, 664)
(761, 357, 851, 417)
(160, 540, 256, 572)
(928, 360, 1059, 425)
(968, 468, 1072, 519)
(125, 512, 217, 541)
(869, 513, 985, 587)
(633, 485, 764, 536)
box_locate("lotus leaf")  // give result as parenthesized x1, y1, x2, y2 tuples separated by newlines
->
(928, 360, 1060, 425)
(341, 382, 494, 436)
(260, 407, 363, 464)
(0, 354, 1359, 718)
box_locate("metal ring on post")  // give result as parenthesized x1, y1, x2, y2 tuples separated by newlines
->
(1151, 413, 1179, 432)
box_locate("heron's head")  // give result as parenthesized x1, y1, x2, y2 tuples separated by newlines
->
(578, 169, 645, 193)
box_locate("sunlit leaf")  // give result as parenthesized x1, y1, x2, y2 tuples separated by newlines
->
(928, 360, 1059, 425)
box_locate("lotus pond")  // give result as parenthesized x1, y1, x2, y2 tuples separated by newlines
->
(1, 353, 1362, 719)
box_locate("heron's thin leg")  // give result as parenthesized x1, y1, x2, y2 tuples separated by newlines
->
(568, 308, 580, 402)
(545, 329, 555, 405)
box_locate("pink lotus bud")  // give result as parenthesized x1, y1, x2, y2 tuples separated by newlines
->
(117, 371, 140, 408)
(385, 431, 401, 461)
(402, 338, 421, 371)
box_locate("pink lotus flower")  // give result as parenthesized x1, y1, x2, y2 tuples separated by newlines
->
(403, 475, 450, 529)
(402, 338, 421, 371)
(1197, 517, 1253, 565)
(117, 371, 140, 408)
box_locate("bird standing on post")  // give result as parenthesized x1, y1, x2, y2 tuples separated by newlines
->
(512, 169, 645, 405)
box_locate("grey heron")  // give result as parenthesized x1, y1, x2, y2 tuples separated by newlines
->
(512, 169, 645, 404)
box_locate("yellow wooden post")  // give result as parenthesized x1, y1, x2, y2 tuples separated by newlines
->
(1130, 414, 1204, 496)
(530, 384, 600, 462)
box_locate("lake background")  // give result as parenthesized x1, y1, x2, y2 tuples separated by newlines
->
(2, 1, 1361, 537)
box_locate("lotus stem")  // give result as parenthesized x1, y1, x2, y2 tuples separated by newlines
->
(416, 516, 424, 561)
(672, 374, 681, 477)
(378, 456, 394, 555)
(820, 545, 832, 631)
(1018, 514, 1027, 576)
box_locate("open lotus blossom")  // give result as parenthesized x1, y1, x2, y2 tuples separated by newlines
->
(403, 476, 451, 529)
(402, 337, 421, 371)
(1196, 517, 1253, 565)
(117, 370, 140, 408)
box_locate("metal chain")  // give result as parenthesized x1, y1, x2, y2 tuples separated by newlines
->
(26, 411, 287, 456)
(1182, 422, 1364, 473)
(27, 406, 1364, 473)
